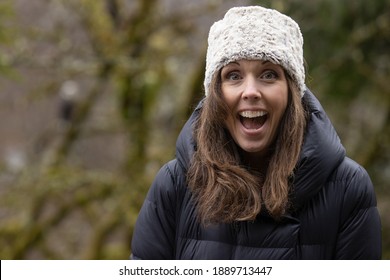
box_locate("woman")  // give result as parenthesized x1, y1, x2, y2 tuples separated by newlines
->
(131, 6, 382, 259)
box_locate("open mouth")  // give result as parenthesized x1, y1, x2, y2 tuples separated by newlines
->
(239, 111, 268, 130)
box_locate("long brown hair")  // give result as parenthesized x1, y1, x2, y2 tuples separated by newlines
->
(187, 71, 307, 225)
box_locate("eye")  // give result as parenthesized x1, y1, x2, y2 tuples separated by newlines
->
(225, 71, 241, 81)
(260, 70, 278, 80)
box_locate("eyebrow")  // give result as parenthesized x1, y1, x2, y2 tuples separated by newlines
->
(226, 61, 240, 66)
(227, 60, 272, 66)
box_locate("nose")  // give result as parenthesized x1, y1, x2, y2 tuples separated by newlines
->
(242, 76, 261, 101)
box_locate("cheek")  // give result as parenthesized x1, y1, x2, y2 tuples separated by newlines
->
(278, 99, 288, 117)
(277, 85, 289, 106)
(221, 87, 234, 107)
(269, 92, 289, 126)
(221, 89, 238, 119)
(219, 88, 235, 128)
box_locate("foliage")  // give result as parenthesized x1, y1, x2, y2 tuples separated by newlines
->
(0, 0, 16, 76)
(0, 0, 213, 259)
(0, 166, 145, 259)
(279, 0, 390, 168)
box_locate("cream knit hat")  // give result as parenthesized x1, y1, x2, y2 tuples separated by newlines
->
(204, 6, 305, 97)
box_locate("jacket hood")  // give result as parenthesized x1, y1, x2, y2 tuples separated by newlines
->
(175, 100, 202, 172)
(175, 89, 346, 208)
(291, 89, 345, 209)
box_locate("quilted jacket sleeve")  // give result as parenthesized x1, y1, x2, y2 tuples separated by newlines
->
(131, 160, 178, 259)
(335, 160, 382, 259)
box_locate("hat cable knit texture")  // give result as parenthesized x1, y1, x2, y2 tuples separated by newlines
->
(204, 6, 305, 97)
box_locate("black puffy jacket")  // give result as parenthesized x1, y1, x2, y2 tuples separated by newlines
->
(131, 89, 382, 259)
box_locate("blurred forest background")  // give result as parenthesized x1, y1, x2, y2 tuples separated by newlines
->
(0, 0, 389, 259)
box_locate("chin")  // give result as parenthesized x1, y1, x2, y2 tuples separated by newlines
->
(240, 145, 267, 155)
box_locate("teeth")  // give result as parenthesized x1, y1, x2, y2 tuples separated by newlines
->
(239, 111, 267, 118)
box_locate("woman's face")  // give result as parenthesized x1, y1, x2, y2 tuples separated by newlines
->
(220, 59, 289, 157)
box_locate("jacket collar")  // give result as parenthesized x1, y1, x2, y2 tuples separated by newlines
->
(290, 89, 345, 209)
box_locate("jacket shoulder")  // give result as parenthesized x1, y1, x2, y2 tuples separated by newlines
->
(329, 157, 377, 218)
(330, 157, 373, 190)
(329, 157, 382, 259)
(131, 159, 187, 259)
(145, 159, 186, 209)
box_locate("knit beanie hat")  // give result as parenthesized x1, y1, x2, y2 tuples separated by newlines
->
(204, 6, 305, 97)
